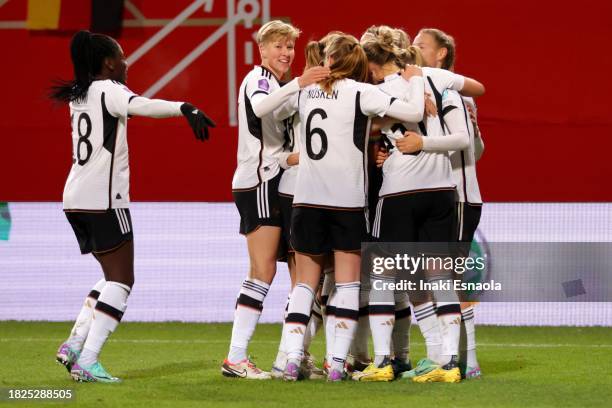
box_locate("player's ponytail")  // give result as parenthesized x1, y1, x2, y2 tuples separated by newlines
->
(50, 30, 120, 103)
(319, 34, 368, 94)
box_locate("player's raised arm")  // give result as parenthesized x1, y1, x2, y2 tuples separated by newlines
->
(126, 97, 215, 141)
(250, 65, 330, 118)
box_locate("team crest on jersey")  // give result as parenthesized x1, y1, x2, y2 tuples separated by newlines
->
(258, 79, 270, 92)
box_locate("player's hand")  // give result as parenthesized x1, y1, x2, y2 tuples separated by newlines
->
(425, 92, 437, 117)
(396, 131, 423, 154)
(466, 103, 477, 124)
(298, 66, 331, 88)
(287, 152, 299, 166)
(180, 103, 216, 141)
(466, 103, 481, 138)
(401, 64, 422, 80)
(376, 147, 389, 168)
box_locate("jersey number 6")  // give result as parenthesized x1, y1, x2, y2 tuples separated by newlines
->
(305, 108, 328, 160)
(75, 112, 93, 165)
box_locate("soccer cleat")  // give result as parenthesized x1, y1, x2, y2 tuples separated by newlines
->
(346, 355, 370, 373)
(352, 359, 395, 382)
(391, 358, 412, 377)
(221, 358, 271, 380)
(70, 362, 121, 383)
(283, 361, 300, 381)
(322, 359, 331, 375)
(327, 368, 346, 382)
(56, 343, 80, 373)
(399, 358, 439, 380)
(412, 356, 461, 383)
(461, 364, 482, 380)
(270, 364, 284, 379)
(301, 352, 325, 380)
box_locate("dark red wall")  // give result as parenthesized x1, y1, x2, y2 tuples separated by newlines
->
(1, 0, 611, 202)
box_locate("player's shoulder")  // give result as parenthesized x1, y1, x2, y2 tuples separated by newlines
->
(349, 79, 377, 93)
(93, 79, 136, 96)
(422, 67, 447, 82)
(246, 65, 279, 88)
(442, 88, 462, 107)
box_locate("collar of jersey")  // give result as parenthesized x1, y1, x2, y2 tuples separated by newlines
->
(383, 72, 402, 83)
(258, 65, 280, 82)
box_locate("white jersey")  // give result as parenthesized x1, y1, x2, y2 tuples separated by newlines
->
(278, 113, 300, 196)
(450, 96, 483, 203)
(293, 79, 397, 209)
(378, 68, 464, 197)
(63, 80, 136, 210)
(232, 66, 286, 190)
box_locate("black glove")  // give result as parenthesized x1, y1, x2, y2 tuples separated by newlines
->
(180, 103, 216, 141)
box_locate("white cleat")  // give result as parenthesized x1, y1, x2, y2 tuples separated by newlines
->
(221, 358, 271, 380)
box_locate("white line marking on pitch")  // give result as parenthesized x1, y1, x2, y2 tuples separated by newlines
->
(1, 338, 611, 348)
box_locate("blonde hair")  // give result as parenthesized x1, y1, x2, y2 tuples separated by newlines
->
(319, 34, 368, 94)
(256, 20, 301, 45)
(361, 25, 423, 68)
(418, 28, 455, 70)
(305, 31, 344, 69)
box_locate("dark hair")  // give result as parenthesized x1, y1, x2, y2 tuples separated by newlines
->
(50, 30, 120, 103)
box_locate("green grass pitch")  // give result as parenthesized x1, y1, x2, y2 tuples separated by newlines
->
(0, 322, 611, 407)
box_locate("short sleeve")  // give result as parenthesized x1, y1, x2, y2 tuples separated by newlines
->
(442, 89, 462, 111)
(359, 83, 394, 117)
(105, 81, 137, 118)
(427, 68, 465, 92)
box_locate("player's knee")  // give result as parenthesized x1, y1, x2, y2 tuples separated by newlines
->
(249, 262, 275, 283)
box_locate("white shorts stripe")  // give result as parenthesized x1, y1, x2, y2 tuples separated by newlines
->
(115, 209, 126, 234)
(373, 198, 383, 238)
(256, 186, 263, 218)
(120, 209, 131, 233)
(263, 181, 269, 218)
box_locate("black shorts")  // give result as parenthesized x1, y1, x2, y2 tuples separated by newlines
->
(290, 206, 368, 255)
(278, 193, 294, 259)
(455, 202, 482, 256)
(372, 189, 456, 243)
(232, 173, 282, 235)
(65, 208, 133, 255)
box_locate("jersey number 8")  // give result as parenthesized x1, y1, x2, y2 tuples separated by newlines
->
(75, 112, 93, 165)
(305, 108, 328, 160)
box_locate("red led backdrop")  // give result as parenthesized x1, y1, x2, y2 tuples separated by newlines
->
(1, 0, 611, 202)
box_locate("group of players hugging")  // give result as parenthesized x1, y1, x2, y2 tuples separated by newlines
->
(52, 18, 484, 384)
(223, 21, 485, 383)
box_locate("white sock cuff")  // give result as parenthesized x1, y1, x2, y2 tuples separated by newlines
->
(413, 302, 436, 321)
(240, 278, 270, 302)
(91, 279, 107, 294)
(97, 281, 130, 316)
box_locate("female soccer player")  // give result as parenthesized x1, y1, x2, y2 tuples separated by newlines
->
(51, 30, 214, 383)
(360, 25, 485, 383)
(414, 28, 485, 380)
(270, 35, 342, 380)
(224, 20, 329, 379)
(278, 33, 426, 381)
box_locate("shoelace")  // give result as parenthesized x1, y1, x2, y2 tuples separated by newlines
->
(246, 360, 261, 373)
